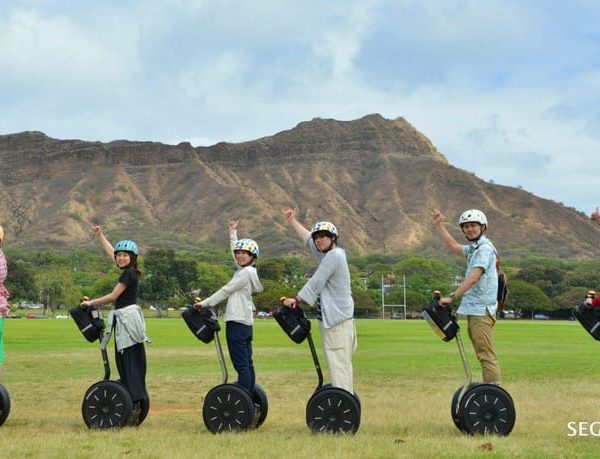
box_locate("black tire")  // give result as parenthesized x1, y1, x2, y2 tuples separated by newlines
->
(137, 397, 150, 425)
(0, 384, 10, 426)
(252, 383, 268, 428)
(203, 384, 255, 433)
(306, 387, 361, 434)
(451, 384, 477, 432)
(129, 397, 150, 426)
(458, 384, 516, 436)
(323, 383, 361, 408)
(82, 381, 133, 429)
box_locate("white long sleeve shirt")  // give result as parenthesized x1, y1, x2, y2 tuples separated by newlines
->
(199, 229, 263, 326)
(298, 235, 354, 328)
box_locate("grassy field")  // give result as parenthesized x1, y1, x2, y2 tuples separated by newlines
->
(2, 317, 600, 458)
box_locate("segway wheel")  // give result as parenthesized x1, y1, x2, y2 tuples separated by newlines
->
(306, 387, 361, 434)
(252, 383, 268, 428)
(82, 381, 133, 429)
(451, 384, 477, 432)
(129, 397, 150, 426)
(203, 384, 255, 433)
(323, 382, 361, 409)
(0, 384, 11, 426)
(458, 384, 516, 436)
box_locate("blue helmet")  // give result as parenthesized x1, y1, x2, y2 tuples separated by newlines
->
(114, 239, 139, 256)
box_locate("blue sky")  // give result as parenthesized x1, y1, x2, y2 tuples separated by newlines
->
(1, 0, 599, 213)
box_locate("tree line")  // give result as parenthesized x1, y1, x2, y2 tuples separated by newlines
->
(4, 247, 600, 318)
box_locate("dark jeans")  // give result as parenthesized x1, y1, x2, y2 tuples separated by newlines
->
(226, 321, 255, 393)
(115, 342, 149, 404)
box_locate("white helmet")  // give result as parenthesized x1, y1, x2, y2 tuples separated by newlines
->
(458, 209, 488, 227)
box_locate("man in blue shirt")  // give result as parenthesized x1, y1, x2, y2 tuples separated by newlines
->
(432, 209, 501, 384)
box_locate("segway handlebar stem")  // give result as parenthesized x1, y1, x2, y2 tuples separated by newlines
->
(454, 331, 472, 413)
(214, 331, 228, 384)
(306, 332, 324, 391)
(99, 331, 112, 381)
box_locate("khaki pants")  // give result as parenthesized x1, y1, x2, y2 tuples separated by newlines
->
(319, 319, 357, 393)
(467, 314, 501, 384)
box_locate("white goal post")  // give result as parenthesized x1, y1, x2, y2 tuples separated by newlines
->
(381, 274, 407, 319)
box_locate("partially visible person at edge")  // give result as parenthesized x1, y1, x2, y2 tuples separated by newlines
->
(0, 225, 10, 381)
(281, 208, 357, 394)
(591, 207, 600, 227)
(585, 290, 600, 308)
(194, 220, 263, 393)
(432, 209, 501, 385)
(80, 226, 150, 422)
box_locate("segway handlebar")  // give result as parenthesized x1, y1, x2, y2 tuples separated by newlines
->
(277, 297, 323, 391)
(422, 297, 459, 342)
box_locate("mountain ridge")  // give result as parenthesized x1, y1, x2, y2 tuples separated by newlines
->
(1, 114, 598, 258)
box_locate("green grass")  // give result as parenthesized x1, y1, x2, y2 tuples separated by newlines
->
(3, 318, 600, 458)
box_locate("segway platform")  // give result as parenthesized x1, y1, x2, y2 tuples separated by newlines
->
(70, 304, 149, 429)
(182, 304, 268, 433)
(423, 299, 516, 436)
(274, 303, 361, 434)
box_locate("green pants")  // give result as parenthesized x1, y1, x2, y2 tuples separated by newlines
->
(467, 314, 501, 384)
(0, 318, 4, 365)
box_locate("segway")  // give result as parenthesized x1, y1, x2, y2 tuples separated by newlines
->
(0, 383, 9, 426)
(574, 292, 600, 340)
(182, 303, 268, 433)
(423, 299, 516, 435)
(273, 301, 361, 434)
(70, 302, 149, 429)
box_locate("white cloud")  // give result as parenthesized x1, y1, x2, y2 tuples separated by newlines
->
(1, 0, 599, 212)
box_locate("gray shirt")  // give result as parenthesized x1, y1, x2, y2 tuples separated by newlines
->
(298, 234, 354, 328)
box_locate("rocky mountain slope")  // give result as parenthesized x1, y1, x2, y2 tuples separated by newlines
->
(1, 114, 599, 258)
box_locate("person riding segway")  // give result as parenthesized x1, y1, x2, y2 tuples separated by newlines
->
(274, 299, 360, 434)
(430, 209, 516, 435)
(185, 220, 267, 433)
(70, 296, 150, 428)
(182, 298, 268, 433)
(423, 294, 516, 435)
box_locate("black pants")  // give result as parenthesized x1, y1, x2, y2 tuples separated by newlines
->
(115, 342, 148, 403)
(226, 321, 255, 393)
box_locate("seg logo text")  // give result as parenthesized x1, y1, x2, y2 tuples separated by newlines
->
(567, 421, 600, 437)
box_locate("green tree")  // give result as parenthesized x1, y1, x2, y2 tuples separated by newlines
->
(5, 259, 37, 302)
(195, 262, 233, 298)
(553, 287, 590, 309)
(253, 279, 294, 312)
(87, 269, 120, 299)
(141, 249, 198, 305)
(36, 268, 81, 314)
(352, 287, 378, 316)
(506, 279, 552, 315)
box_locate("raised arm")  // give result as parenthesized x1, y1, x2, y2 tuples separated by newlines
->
(431, 210, 463, 256)
(283, 208, 310, 240)
(229, 220, 239, 261)
(92, 225, 115, 260)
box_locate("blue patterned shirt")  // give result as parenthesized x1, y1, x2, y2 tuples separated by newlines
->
(456, 235, 498, 317)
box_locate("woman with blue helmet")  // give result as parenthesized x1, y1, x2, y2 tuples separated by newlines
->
(194, 220, 263, 393)
(81, 226, 150, 424)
